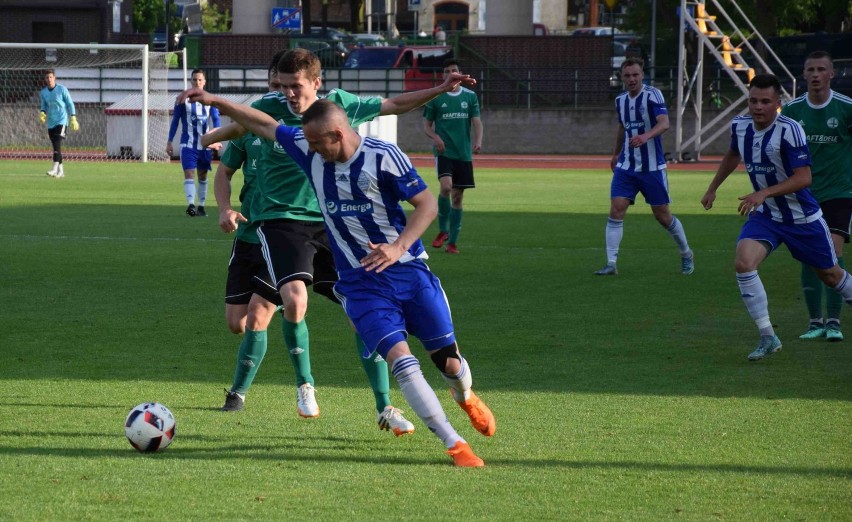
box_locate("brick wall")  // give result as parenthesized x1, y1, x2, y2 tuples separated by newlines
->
(200, 34, 292, 66)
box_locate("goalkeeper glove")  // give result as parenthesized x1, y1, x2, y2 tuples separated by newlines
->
(39, 111, 46, 124)
(69, 116, 79, 132)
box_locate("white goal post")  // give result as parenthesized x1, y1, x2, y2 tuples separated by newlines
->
(0, 43, 187, 163)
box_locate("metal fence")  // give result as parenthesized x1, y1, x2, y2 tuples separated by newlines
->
(1, 64, 748, 111)
(203, 65, 726, 110)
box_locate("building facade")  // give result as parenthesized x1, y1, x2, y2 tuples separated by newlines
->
(0, 0, 134, 44)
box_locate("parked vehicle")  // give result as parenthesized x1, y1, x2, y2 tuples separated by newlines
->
(290, 28, 350, 67)
(343, 45, 452, 90)
(309, 26, 350, 42)
(572, 26, 625, 36)
(348, 33, 387, 49)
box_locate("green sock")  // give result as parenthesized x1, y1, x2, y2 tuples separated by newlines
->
(231, 329, 267, 395)
(356, 334, 390, 413)
(801, 263, 824, 322)
(437, 194, 450, 233)
(826, 257, 845, 321)
(448, 207, 463, 244)
(283, 319, 313, 387)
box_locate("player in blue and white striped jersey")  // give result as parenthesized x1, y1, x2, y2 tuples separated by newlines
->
(167, 69, 221, 217)
(280, 129, 428, 273)
(180, 91, 494, 467)
(701, 74, 852, 361)
(595, 58, 694, 276)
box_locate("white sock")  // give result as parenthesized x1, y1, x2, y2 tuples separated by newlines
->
(831, 271, 852, 304)
(392, 355, 461, 448)
(58, 163, 64, 175)
(666, 215, 692, 256)
(198, 179, 208, 206)
(51, 162, 59, 172)
(441, 356, 473, 402)
(737, 271, 774, 336)
(184, 179, 195, 205)
(605, 218, 623, 264)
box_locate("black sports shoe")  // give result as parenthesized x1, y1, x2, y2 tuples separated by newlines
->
(196, 205, 207, 217)
(186, 204, 197, 217)
(221, 389, 244, 411)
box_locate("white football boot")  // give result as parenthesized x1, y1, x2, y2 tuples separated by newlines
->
(296, 383, 319, 418)
(377, 406, 415, 436)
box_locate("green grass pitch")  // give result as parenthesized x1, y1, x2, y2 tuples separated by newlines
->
(1, 160, 849, 520)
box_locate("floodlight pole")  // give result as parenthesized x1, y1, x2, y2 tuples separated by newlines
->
(650, 0, 657, 82)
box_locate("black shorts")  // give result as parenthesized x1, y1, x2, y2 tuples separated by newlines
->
(820, 198, 852, 243)
(256, 219, 339, 303)
(224, 238, 281, 306)
(436, 156, 475, 189)
(48, 125, 67, 140)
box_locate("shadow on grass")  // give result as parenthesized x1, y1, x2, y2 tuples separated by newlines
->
(3, 205, 851, 402)
(0, 440, 849, 478)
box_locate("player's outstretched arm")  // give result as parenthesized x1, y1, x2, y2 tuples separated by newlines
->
(737, 165, 812, 216)
(178, 88, 277, 142)
(611, 124, 625, 171)
(472, 116, 483, 153)
(628, 114, 668, 148)
(202, 122, 246, 148)
(362, 189, 437, 273)
(701, 149, 741, 210)
(380, 72, 475, 116)
(213, 162, 247, 233)
(423, 118, 445, 153)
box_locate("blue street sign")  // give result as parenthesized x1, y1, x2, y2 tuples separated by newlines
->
(272, 7, 301, 30)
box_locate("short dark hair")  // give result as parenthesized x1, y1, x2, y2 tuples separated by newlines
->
(191, 68, 205, 78)
(276, 48, 321, 81)
(302, 98, 345, 127)
(621, 57, 644, 71)
(805, 50, 833, 63)
(749, 73, 781, 95)
(443, 58, 460, 69)
(268, 49, 288, 75)
(44, 69, 55, 76)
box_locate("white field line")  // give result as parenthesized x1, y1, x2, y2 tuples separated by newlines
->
(4, 234, 732, 254)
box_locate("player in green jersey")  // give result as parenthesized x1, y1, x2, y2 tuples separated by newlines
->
(213, 66, 288, 412)
(423, 59, 483, 254)
(215, 130, 280, 411)
(782, 51, 852, 342)
(212, 64, 414, 434)
(204, 48, 473, 429)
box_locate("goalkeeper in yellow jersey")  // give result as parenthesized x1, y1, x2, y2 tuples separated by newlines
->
(39, 69, 79, 178)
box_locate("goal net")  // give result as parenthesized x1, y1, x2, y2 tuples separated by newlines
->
(0, 43, 186, 163)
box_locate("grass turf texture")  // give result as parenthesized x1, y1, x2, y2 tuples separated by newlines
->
(1, 160, 850, 520)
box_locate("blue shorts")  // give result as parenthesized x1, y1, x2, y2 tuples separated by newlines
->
(180, 147, 212, 172)
(333, 260, 456, 358)
(611, 167, 671, 206)
(739, 212, 837, 269)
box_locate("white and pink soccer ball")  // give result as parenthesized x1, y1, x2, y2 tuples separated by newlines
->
(124, 402, 176, 452)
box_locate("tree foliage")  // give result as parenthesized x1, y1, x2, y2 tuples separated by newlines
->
(133, 0, 182, 34)
(203, 0, 232, 33)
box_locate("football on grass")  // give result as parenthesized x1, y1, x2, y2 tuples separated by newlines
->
(124, 402, 176, 452)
